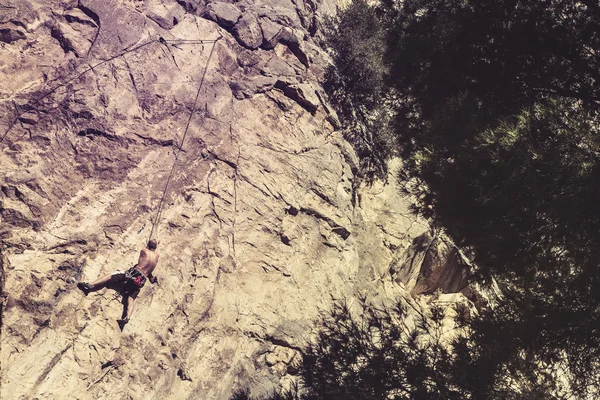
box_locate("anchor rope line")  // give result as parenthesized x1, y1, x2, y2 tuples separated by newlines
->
(2, 31, 222, 243)
(1, 37, 218, 142)
(148, 36, 222, 242)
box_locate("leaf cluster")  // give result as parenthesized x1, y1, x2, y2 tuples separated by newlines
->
(319, 0, 600, 396)
(322, 0, 396, 180)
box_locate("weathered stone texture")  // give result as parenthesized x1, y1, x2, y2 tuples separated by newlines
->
(205, 2, 242, 28)
(0, 0, 471, 399)
(232, 11, 264, 49)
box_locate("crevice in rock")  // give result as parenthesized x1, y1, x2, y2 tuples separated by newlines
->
(274, 81, 317, 113)
(298, 207, 350, 240)
(308, 15, 318, 37)
(45, 239, 88, 253)
(17, 113, 38, 125)
(29, 343, 72, 395)
(280, 233, 291, 246)
(206, 168, 224, 228)
(133, 132, 174, 147)
(30, 318, 50, 342)
(77, 128, 125, 142)
(310, 187, 335, 208)
(321, 240, 338, 249)
(65, 11, 97, 27)
(87, 362, 116, 390)
(238, 173, 272, 198)
(0, 28, 25, 43)
(250, 142, 320, 156)
(264, 90, 292, 111)
(77, 2, 101, 26)
(177, 367, 193, 381)
(231, 127, 241, 260)
(264, 335, 303, 354)
(204, 149, 237, 169)
(72, 110, 93, 119)
(158, 39, 180, 69)
(240, 240, 257, 248)
(278, 32, 309, 68)
(10, 19, 27, 29)
(285, 206, 299, 216)
(0, 250, 6, 329)
(47, 238, 88, 248)
(176, 0, 201, 14)
(123, 57, 140, 97)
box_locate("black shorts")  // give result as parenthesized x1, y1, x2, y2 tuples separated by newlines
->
(111, 267, 146, 299)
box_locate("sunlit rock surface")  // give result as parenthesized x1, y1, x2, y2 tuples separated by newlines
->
(0, 0, 471, 398)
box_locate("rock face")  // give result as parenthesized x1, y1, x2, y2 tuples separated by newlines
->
(0, 0, 471, 399)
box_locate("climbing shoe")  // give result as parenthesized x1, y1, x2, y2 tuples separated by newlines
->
(77, 282, 93, 296)
(117, 318, 130, 331)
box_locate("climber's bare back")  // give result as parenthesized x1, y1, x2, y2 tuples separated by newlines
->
(137, 248, 159, 277)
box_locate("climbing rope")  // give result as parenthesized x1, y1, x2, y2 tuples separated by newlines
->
(0, 37, 219, 142)
(1, 32, 223, 244)
(147, 36, 222, 242)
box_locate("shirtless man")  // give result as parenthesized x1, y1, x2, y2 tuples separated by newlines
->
(77, 240, 160, 330)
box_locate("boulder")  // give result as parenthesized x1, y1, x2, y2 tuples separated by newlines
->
(260, 18, 283, 49)
(145, 2, 185, 30)
(0, 28, 25, 43)
(50, 21, 91, 57)
(205, 2, 242, 28)
(232, 11, 263, 49)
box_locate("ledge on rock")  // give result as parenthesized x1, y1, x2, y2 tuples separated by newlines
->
(229, 76, 277, 99)
(259, 18, 283, 50)
(391, 232, 471, 295)
(274, 81, 320, 113)
(204, 2, 242, 29)
(0, 28, 25, 43)
(145, 2, 185, 30)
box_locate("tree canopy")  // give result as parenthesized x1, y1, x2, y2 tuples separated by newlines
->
(323, 0, 600, 397)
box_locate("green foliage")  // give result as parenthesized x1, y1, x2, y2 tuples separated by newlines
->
(323, 0, 395, 179)
(324, 0, 388, 111)
(299, 300, 461, 400)
(321, 0, 600, 396)
(384, 7, 600, 391)
(231, 386, 301, 400)
(391, 0, 600, 394)
(232, 297, 591, 399)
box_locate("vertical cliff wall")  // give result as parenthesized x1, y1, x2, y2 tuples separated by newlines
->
(0, 0, 470, 398)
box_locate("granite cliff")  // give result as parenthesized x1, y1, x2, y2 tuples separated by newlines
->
(0, 0, 470, 398)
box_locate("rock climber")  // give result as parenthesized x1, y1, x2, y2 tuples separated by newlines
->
(77, 239, 160, 330)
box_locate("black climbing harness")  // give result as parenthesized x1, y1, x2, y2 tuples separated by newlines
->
(125, 267, 147, 288)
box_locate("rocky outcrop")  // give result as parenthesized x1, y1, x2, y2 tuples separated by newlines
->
(0, 0, 470, 399)
(391, 231, 471, 295)
(205, 2, 242, 28)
